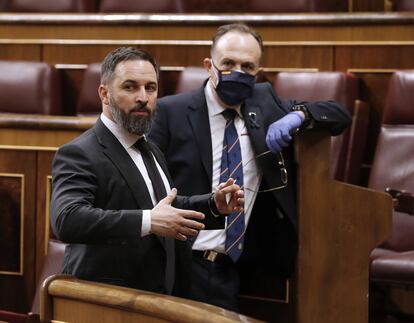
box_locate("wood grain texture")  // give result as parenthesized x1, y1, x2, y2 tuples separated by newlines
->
(41, 275, 263, 323)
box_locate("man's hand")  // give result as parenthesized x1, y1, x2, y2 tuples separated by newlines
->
(151, 188, 205, 241)
(265, 112, 304, 153)
(213, 178, 244, 215)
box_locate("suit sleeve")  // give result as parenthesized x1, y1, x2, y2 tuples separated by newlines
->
(148, 100, 170, 153)
(174, 194, 225, 230)
(51, 143, 142, 244)
(266, 82, 352, 136)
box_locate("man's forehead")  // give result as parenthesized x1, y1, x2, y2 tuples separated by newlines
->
(113, 59, 157, 81)
(213, 32, 261, 62)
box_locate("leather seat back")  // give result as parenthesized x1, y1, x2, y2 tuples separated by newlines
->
(0, 61, 63, 115)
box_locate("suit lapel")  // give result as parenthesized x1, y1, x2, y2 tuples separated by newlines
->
(94, 119, 154, 209)
(241, 103, 268, 156)
(187, 87, 213, 185)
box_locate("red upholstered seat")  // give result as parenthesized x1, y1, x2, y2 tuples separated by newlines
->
(77, 63, 102, 116)
(99, 0, 182, 13)
(7, 0, 96, 12)
(0, 61, 63, 115)
(174, 67, 208, 94)
(392, 0, 414, 11)
(274, 72, 363, 184)
(368, 71, 414, 321)
(247, 0, 348, 12)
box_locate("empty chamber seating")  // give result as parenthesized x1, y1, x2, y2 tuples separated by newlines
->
(99, 0, 182, 12)
(392, 0, 414, 11)
(369, 71, 414, 321)
(174, 67, 208, 94)
(274, 72, 364, 184)
(77, 63, 102, 116)
(6, 0, 96, 12)
(0, 61, 63, 115)
(247, 0, 348, 12)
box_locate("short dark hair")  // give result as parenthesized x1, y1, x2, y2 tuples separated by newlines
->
(100, 47, 159, 84)
(211, 23, 264, 55)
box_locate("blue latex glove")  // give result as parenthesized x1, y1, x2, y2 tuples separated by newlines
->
(266, 112, 304, 153)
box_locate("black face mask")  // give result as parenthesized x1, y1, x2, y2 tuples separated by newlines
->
(211, 61, 256, 106)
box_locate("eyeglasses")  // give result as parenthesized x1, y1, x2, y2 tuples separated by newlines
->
(243, 150, 288, 194)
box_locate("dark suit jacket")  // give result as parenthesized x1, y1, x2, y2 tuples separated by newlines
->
(51, 118, 224, 297)
(148, 82, 351, 278)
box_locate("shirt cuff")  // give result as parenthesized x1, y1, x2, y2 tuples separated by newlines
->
(141, 210, 151, 237)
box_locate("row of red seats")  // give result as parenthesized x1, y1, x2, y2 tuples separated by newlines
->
(0, 0, 347, 13)
(0, 60, 391, 188)
(1, 0, 414, 13)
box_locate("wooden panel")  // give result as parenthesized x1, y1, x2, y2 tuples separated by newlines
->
(295, 131, 392, 323)
(35, 151, 56, 281)
(336, 45, 414, 70)
(0, 175, 23, 274)
(352, 0, 385, 11)
(0, 44, 41, 61)
(43, 44, 211, 66)
(262, 46, 333, 70)
(0, 149, 36, 312)
(42, 276, 261, 323)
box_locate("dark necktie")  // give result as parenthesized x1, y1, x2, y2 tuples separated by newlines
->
(220, 109, 245, 262)
(135, 137, 167, 202)
(134, 137, 174, 294)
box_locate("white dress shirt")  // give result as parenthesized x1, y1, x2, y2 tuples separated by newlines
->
(100, 113, 171, 237)
(192, 81, 262, 253)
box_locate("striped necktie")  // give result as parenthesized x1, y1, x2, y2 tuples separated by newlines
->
(220, 109, 245, 262)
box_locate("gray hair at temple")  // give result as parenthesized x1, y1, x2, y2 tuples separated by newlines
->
(100, 47, 160, 85)
(211, 23, 264, 56)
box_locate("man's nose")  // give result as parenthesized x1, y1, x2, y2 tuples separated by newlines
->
(135, 87, 148, 102)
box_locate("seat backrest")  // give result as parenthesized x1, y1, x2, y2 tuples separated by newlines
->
(30, 240, 66, 315)
(7, 0, 96, 12)
(382, 71, 414, 125)
(247, 0, 348, 12)
(0, 61, 63, 115)
(392, 0, 414, 11)
(174, 67, 208, 94)
(369, 71, 414, 252)
(77, 63, 102, 116)
(174, 67, 268, 94)
(368, 126, 414, 193)
(99, 0, 182, 12)
(370, 71, 414, 191)
(274, 72, 360, 182)
(181, 0, 247, 12)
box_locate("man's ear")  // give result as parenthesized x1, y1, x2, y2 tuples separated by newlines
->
(203, 58, 212, 71)
(98, 84, 109, 106)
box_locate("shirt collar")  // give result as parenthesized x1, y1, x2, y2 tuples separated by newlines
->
(100, 113, 141, 149)
(204, 79, 242, 118)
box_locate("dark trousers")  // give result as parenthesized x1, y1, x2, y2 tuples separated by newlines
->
(190, 253, 240, 312)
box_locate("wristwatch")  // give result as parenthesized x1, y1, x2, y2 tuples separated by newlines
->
(291, 104, 311, 128)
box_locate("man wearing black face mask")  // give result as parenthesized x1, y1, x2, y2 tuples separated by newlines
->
(148, 23, 351, 311)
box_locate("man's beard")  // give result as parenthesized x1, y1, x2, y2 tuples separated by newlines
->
(109, 95, 154, 135)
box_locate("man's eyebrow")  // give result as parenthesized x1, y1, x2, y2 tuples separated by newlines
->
(122, 79, 137, 83)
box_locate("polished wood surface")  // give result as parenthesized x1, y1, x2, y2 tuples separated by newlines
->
(294, 131, 392, 323)
(0, 149, 37, 312)
(41, 275, 262, 323)
(0, 114, 96, 147)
